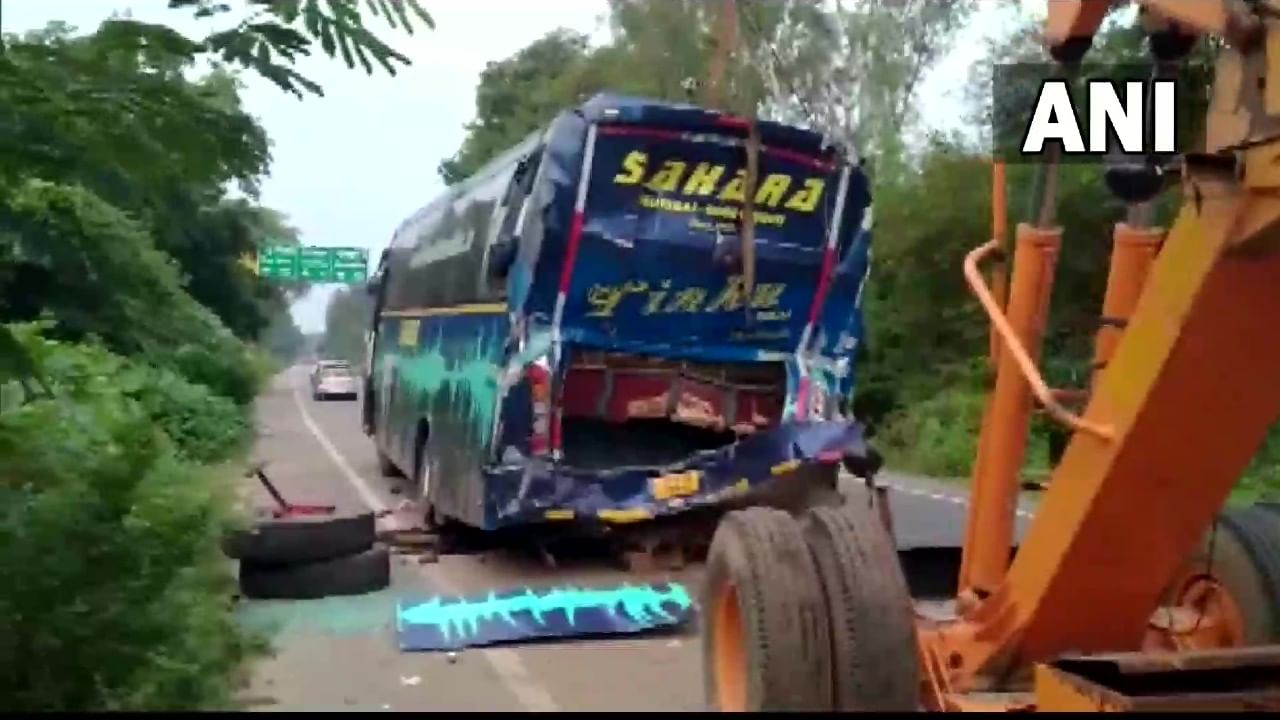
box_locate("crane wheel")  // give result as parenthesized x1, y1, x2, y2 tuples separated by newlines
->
(702, 507, 833, 711)
(800, 503, 920, 712)
(1160, 505, 1280, 647)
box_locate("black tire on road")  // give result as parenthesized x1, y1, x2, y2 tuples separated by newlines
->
(702, 507, 832, 712)
(222, 512, 376, 566)
(239, 546, 391, 600)
(801, 503, 920, 711)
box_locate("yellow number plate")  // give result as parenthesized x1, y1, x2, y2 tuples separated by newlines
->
(652, 470, 700, 501)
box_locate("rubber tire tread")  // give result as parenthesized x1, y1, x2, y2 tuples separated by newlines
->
(802, 503, 919, 711)
(239, 546, 391, 600)
(702, 507, 832, 711)
(223, 512, 376, 566)
(1216, 506, 1280, 642)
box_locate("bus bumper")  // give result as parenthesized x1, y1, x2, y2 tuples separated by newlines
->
(482, 420, 874, 529)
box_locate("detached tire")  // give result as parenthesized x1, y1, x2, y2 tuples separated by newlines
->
(703, 507, 832, 712)
(239, 546, 391, 600)
(802, 503, 920, 711)
(222, 512, 376, 566)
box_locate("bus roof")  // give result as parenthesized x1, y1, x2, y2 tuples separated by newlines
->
(573, 93, 854, 165)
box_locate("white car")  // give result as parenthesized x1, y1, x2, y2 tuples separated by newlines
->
(311, 362, 359, 401)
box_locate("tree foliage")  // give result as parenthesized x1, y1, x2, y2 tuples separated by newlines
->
(319, 286, 373, 367)
(740, 0, 977, 167)
(0, 1, 429, 709)
(101, 0, 436, 98)
(439, 0, 976, 184)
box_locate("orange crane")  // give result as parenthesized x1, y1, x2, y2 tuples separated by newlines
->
(701, 0, 1280, 711)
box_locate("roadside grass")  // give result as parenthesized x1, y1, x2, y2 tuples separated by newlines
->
(875, 384, 1280, 507)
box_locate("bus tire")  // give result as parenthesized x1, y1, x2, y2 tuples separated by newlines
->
(239, 547, 391, 600)
(703, 507, 832, 711)
(801, 503, 919, 711)
(222, 512, 376, 566)
(415, 441, 441, 531)
(376, 449, 402, 478)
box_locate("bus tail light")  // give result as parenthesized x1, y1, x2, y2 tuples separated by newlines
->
(794, 375, 812, 421)
(526, 359, 559, 458)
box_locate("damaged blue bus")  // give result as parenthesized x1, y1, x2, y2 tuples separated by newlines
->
(361, 93, 875, 532)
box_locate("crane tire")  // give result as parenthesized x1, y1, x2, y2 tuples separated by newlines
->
(1166, 505, 1280, 645)
(239, 546, 391, 600)
(222, 512, 376, 566)
(1213, 506, 1280, 642)
(702, 507, 833, 712)
(801, 502, 920, 712)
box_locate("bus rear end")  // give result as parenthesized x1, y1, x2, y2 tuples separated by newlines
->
(490, 96, 875, 528)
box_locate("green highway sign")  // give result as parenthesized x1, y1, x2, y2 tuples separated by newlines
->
(255, 245, 368, 284)
(331, 247, 369, 283)
(258, 245, 299, 280)
(299, 246, 333, 281)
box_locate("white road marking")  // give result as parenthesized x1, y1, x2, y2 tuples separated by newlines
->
(882, 482, 1035, 519)
(291, 379, 387, 514)
(287, 371, 562, 713)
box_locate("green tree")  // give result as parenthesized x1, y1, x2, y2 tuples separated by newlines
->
(0, 2, 438, 710)
(439, 0, 977, 185)
(739, 0, 978, 171)
(319, 285, 373, 366)
(440, 30, 602, 184)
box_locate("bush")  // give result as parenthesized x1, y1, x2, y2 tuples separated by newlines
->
(0, 393, 259, 711)
(148, 341, 264, 409)
(875, 385, 988, 478)
(13, 324, 249, 464)
(870, 358, 1052, 480)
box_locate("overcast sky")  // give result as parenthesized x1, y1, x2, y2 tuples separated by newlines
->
(3, 0, 1042, 334)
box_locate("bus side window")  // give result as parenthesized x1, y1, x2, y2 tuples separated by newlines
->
(487, 150, 543, 287)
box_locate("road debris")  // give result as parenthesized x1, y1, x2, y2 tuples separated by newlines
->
(396, 581, 695, 652)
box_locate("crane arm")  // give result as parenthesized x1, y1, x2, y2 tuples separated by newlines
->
(921, 0, 1280, 702)
(1044, 0, 1261, 52)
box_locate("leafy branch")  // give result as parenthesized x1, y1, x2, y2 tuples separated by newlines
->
(155, 0, 437, 97)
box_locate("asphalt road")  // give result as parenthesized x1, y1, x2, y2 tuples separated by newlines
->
(236, 366, 1032, 712)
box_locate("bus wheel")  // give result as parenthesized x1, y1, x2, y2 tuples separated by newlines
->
(1152, 505, 1280, 650)
(702, 507, 832, 711)
(415, 442, 441, 531)
(801, 503, 919, 711)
